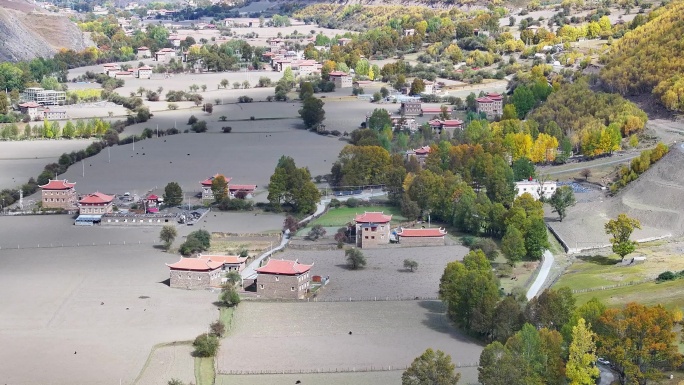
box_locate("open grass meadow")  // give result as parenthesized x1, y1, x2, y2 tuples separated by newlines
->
(310, 205, 406, 227)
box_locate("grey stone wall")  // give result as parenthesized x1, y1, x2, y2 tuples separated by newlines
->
(257, 272, 310, 299)
(399, 237, 445, 247)
(170, 269, 222, 289)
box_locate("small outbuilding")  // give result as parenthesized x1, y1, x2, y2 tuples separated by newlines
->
(396, 227, 447, 246)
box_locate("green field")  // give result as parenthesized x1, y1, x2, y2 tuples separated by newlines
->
(574, 279, 684, 310)
(195, 356, 215, 385)
(309, 205, 407, 227)
(554, 254, 649, 291)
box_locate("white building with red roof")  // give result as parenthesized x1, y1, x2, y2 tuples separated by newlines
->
(137, 65, 152, 79)
(78, 192, 115, 215)
(256, 259, 313, 299)
(137, 46, 151, 59)
(328, 71, 352, 89)
(18, 102, 41, 120)
(200, 174, 232, 201)
(476, 92, 503, 118)
(39, 179, 77, 210)
(228, 184, 257, 198)
(354, 212, 392, 248)
(167, 258, 223, 289)
(396, 227, 447, 246)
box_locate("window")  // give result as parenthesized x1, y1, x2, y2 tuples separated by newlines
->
(365, 236, 368, 239)
(371, 236, 375, 239)
(259, 284, 264, 289)
(275, 276, 279, 281)
(291, 287, 295, 291)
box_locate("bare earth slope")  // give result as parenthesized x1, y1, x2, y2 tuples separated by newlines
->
(612, 144, 684, 236)
(0, 0, 92, 61)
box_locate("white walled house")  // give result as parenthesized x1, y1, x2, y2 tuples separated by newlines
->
(515, 180, 557, 200)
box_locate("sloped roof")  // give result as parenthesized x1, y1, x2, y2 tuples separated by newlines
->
(228, 184, 257, 191)
(19, 102, 41, 108)
(200, 174, 232, 186)
(199, 255, 248, 264)
(79, 192, 114, 204)
(39, 179, 75, 190)
(167, 258, 223, 271)
(329, 71, 349, 77)
(397, 228, 447, 237)
(355, 212, 392, 223)
(256, 259, 313, 275)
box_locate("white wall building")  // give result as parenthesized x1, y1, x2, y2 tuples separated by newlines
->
(515, 180, 557, 200)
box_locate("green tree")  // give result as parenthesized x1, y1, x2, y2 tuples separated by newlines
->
(220, 286, 241, 307)
(307, 224, 327, 240)
(164, 182, 183, 206)
(0, 93, 8, 114)
(502, 225, 526, 265)
(394, 74, 406, 91)
(525, 217, 549, 260)
(299, 81, 314, 100)
(439, 249, 499, 336)
(502, 104, 517, 120)
(62, 121, 75, 138)
(511, 158, 535, 181)
(282, 66, 295, 87)
(403, 259, 419, 272)
(192, 333, 219, 357)
(299, 96, 325, 129)
(549, 185, 576, 222)
(479, 341, 529, 385)
(512, 85, 536, 118)
(402, 348, 460, 385)
(367, 108, 391, 131)
(565, 318, 599, 385)
(410, 78, 426, 95)
(159, 225, 177, 249)
(345, 248, 367, 270)
(401, 194, 421, 221)
(491, 296, 525, 343)
(211, 175, 229, 203)
(604, 214, 641, 260)
(524, 287, 575, 331)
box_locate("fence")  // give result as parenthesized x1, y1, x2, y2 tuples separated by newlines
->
(219, 361, 479, 375)
(571, 279, 654, 294)
(0, 239, 158, 250)
(241, 295, 440, 303)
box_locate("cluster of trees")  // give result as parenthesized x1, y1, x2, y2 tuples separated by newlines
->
(440, 250, 683, 384)
(610, 143, 669, 193)
(600, 0, 684, 112)
(298, 85, 326, 130)
(184, 39, 266, 72)
(267, 156, 320, 214)
(179, 229, 211, 256)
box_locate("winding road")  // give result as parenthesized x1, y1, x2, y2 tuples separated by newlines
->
(526, 250, 555, 300)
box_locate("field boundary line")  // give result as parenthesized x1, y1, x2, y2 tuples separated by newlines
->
(240, 296, 441, 303)
(133, 340, 193, 385)
(571, 278, 655, 294)
(218, 362, 479, 375)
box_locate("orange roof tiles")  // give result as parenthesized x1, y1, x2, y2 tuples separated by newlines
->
(199, 255, 248, 264)
(397, 228, 447, 237)
(355, 212, 392, 223)
(256, 259, 313, 275)
(39, 179, 75, 190)
(79, 192, 114, 204)
(167, 258, 223, 271)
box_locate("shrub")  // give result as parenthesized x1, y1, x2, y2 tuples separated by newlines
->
(192, 333, 219, 357)
(188, 115, 198, 125)
(220, 286, 241, 307)
(657, 271, 676, 282)
(210, 320, 225, 337)
(222, 126, 232, 133)
(191, 120, 208, 133)
(329, 198, 341, 208)
(238, 95, 253, 103)
(217, 197, 253, 211)
(461, 235, 478, 247)
(345, 197, 359, 208)
(307, 224, 327, 240)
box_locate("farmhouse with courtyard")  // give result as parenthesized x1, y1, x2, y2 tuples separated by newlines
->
(355, 212, 392, 248)
(255, 259, 313, 299)
(396, 227, 447, 246)
(39, 179, 77, 210)
(198, 254, 248, 272)
(167, 258, 223, 289)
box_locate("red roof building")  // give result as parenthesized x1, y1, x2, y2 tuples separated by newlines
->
(396, 227, 447, 246)
(476, 92, 503, 118)
(256, 259, 313, 299)
(78, 192, 114, 215)
(228, 184, 257, 197)
(199, 254, 248, 272)
(167, 257, 223, 289)
(355, 212, 392, 248)
(40, 179, 77, 210)
(200, 174, 232, 201)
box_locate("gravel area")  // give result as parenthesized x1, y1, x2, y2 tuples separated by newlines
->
(0, 244, 218, 385)
(217, 301, 483, 374)
(274, 245, 468, 299)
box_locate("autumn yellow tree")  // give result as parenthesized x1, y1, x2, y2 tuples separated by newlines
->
(530, 133, 558, 163)
(566, 318, 599, 385)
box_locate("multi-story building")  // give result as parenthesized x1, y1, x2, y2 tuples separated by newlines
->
(400, 101, 422, 116)
(167, 258, 223, 289)
(137, 46, 151, 58)
(405, 145, 431, 167)
(198, 254, 248, 272)
(200, 174, 232, 201)
(39, 179, 77, 210)
(42, 108, 68, 120)
(21, 87, 66, 106)
(515, 179, 558, 200)
(476, 92, 503, 118)
(256, 259, 313, 299)
(355, 212, 392, 248)
(78, 192, 115, 215)
(329, 71, 352, 89)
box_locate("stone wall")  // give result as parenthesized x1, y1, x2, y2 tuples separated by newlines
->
(257, 273, 310, 299)
(170, 269, 222, 289)
(399, 237, 445, 247)
(102, 216, 177, 226)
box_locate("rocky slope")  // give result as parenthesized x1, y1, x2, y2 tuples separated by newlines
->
(0, 0, 92, 62)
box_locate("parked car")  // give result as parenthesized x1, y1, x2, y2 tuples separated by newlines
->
(597, 357, 610, 365)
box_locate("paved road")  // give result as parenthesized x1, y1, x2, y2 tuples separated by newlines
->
(599, 365, 616, 385)
(539, 153, 640, 176)
(241, 190, 388, 280)
(526, 250, 554, 300)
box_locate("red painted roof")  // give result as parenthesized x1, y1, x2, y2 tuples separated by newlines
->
(167, 258, 223, 271)
(139, 66, 152, 70)
(228, 184, 257, 191)
(413, 145, 431, 155)
(199, 255, 248, 264)
(397, 228, 447, 237)
(19, 102, 41, 108)
(355, 212, 392, 223)
(442, 119, 464, 127)
(147, 194, 159, 200)
(476, 97, 494, 103)
(79, 192, 114, 204)
(256, 259, 313, 275)
(200, 174, 232, 186)
(39, 179, 75, 190)
(485, 92, 502, 100)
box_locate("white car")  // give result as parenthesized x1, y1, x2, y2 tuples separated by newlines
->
(597, 358, 610, 365)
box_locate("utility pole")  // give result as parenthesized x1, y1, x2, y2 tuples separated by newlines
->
(82, 160, 84, 177)
(108, 146, 111, 163)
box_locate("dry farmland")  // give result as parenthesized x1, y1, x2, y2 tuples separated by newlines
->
(275, 245, 469, 299)
(217, 301, 483, 380)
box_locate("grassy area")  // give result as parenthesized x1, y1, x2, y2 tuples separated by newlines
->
(195, 356, 215, 385)
(309, 205, 406, 227)
(574, 279, 684, 310)
(220, 306, 235, 335)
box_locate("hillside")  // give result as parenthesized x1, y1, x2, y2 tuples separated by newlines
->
(600, 0, 684, 112)
(0, 0, 92, 62)
(611, 145, 684, 237)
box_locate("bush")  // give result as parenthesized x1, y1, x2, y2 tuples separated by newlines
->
(470, 238, 499, 261)
(220, 286, 241, 307)
(217, 197, 253, 211)
(238, 95, 253, 103)
(191, 120, 208, 133)
(657, 271, 676, 282)
(461, 235, 478, 247)
(329, 198, 341, 208)
(222, 126, 232, 133)
(188, 115, 198, 125)
(192, 333, 219, 357)
(345, 197, 360, 208)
